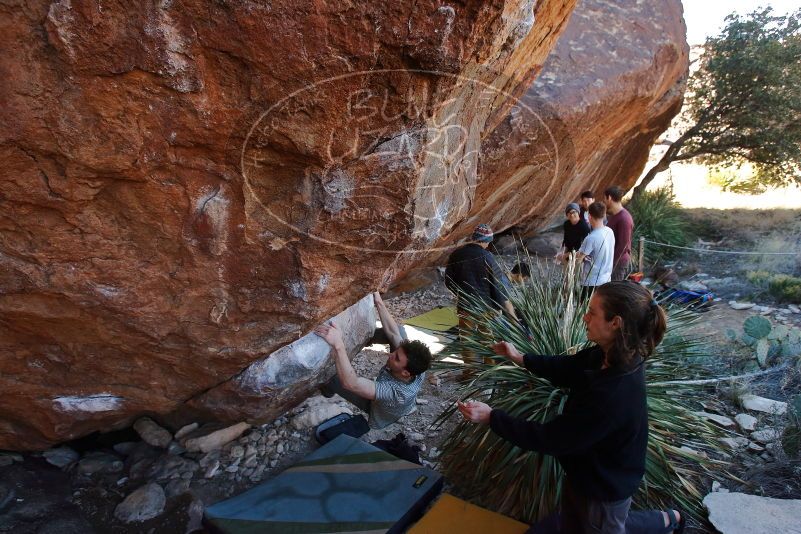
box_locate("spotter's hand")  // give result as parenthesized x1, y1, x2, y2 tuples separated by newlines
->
(457, 400, 492, 425)
(491, 341, 524, 364)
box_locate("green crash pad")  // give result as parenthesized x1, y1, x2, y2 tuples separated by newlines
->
(402, 306, 459, 332)
(204, 434, 443, 533)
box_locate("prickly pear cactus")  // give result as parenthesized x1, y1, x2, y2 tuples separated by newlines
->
(744, 315, 772, 340)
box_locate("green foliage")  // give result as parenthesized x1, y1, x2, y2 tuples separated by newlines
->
(687, 8, 801, 192)
(781, 395, 801, 457)
(747, 271, 801, 303)
(746, 270, 772, 287)
(768, 275, 801, 302)
(744, 315, 772, 339)
(626, 187, 692, 266)
(733, 315, 801, 368)
(434, 260, 728, 524)
(634, 8, 801, 197)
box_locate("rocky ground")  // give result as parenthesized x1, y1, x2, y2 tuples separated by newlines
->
(0, 282, 464, 534)
(1, 209, 800, 533)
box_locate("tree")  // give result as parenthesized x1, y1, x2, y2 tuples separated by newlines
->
(632, 8, 801, 200)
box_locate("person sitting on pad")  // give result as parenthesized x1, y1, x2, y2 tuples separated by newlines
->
(315, 292, 432, 429)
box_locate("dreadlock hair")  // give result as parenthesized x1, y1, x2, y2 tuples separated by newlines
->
(594, 281, 667, 370)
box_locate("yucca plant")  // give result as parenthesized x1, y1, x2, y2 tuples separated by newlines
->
(627, 186, 692, 267)
(435, 256, 729, 524)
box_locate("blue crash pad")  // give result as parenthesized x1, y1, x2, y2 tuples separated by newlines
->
(204, 434, 443, 533)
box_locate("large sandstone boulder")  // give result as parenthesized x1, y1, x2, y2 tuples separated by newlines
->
(459, 0, 688, 239)
(0, 0, 577, 449)
(391, 0, 689, 287)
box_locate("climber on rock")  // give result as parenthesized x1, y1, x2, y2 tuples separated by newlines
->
(314, 292, 432, 429)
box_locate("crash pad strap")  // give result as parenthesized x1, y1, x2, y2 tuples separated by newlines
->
(291, 451, 401, 467)
(286, 460, 421, 474)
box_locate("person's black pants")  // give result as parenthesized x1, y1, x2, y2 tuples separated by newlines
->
(526, 479, 668, 533)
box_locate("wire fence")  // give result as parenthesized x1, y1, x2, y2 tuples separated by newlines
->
(641, 238, 801, 257)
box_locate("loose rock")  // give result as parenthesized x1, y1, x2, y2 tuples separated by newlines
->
(43, 446, 79, 468)
(704, 492, 801, 534)
(694, 411, 736, 428)
(729, 301, 755, 310)
(740, 394, 788, 415)
(186, 499, 204, 534)
(134, 417, 173, 448)
(751, 428, 781, 444)
(113, 442, 138, 456)
(77, 451, 123, 475)
(164, 479, 191, 498)
(720, 436, 749, 450)
(204, 461, 220, 479)
(747, 442, 765, 453)
(174, 422, 199, 441)
(182, 422, 251, 453)
(167, 441, 186, 456)
(734, 414, 758, 432)
(114, 483, 166, 523)
(290, 396, 352, 431)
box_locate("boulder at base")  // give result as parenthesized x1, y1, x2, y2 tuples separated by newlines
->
(114, 483, 166, 523)
(703, 492, 801, 534)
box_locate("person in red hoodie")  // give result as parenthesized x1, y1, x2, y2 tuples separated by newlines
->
(458, 281, 684, 534)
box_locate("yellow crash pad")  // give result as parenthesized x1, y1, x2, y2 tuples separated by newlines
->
(408, 494, 528, 534)
(403, 306, 459, 332)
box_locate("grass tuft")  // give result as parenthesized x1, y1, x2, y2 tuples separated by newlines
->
(434, 257, 731, 524)
(627, 187, 693, 267)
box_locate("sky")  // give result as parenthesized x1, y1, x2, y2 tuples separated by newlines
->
(682, 0, 800, 44)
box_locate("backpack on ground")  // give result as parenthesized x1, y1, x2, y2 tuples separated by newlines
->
(314, 413, 370, 444)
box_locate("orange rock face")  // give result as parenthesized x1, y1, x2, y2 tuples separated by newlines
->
(476, 0, 689, 235)
(396, 0, 689, 286)
(0, 0, 577, 449)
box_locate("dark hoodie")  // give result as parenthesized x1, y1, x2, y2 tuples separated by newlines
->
(489, 345, 648, 501)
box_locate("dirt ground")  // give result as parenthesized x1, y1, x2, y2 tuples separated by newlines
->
(1, 208, 800, 533)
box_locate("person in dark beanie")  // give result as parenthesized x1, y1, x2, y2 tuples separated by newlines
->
(556, 202, 591, 263)
(445, 224, 518, 371)
(445, 224, 517, 320)
(603, 185, 634, 281)
(458, 281, 684, 534)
